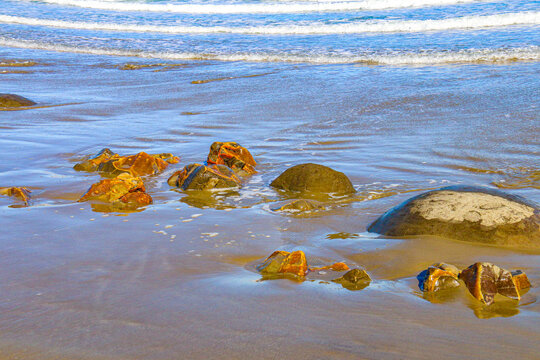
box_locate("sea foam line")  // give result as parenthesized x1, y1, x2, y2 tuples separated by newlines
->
(0, 38, 538, 65)
(1, 12, 538, 35)
(36, 0, 488, 14)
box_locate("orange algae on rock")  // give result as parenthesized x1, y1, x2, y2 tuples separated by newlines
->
(459, 262, 521, 305)
(207, 142, 257, 175)
(168, 163, 241, 191)
(257, 250, 308, 278)
(78, 173, 152, 209)
(511, 270, 531, 291)
(417, 263, 460, 292)
(0, 186, 31, 205)
(309, 262, 350, 272)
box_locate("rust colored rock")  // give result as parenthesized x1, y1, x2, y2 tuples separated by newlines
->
(0, 94, 36, 108)
(74, 148, 117, 172)
(207, 141, 257, 175)
(271, 199, 324, 213)
(0, 186, 31, 205)
(78, 173, 152, 209)
(332, 268, 371, 290)
(168, 163, 241, 191)
(270, 163, 355, 195)
(417, 263, 460, 292)
(257, 250, 308, 277)
(511, 270, 531, 291)
(459, 262, 520, 305)
(310, 262, 350, 272)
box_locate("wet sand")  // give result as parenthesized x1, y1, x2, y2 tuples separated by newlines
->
(0, 49, 539, 359)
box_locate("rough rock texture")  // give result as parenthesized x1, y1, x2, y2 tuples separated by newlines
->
(256, 250, 308, 278)
(168, 163, 240, 191)
(207, 142, 257, 175)
(270, 163, 355, 195)
(309, 262, 350, 272)
(332, 268, 371, 290)
(0, 187, 31, 206)
(417, 263, 460, 292)
(271, 199, 324, 213)
(459, 262, 520, 305)
(368, 186, 540, 248)
(78, 173, 152, 209)
(0, 94, 36, 108)
(511, 270, 531, 291)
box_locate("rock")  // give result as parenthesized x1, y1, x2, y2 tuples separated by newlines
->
(368, 185, 540, 248)
(78, 173, 152, 209)
(207, 141, 257, 175)
(417, 263, 460, 292)
(257, 250, 308, 278)
(0, 94, 36, 108)
(511, 270, 531, 291)
(271, 199, 324, 213)
(0, 186, 31, 206)
(309, 262, 350, 272)
(168, 163, 241, 190)
(271, 163, 355, 195)
(74, 149, 179, 176)
(459, 262, 520, 305)
(332, 268, 371, 290)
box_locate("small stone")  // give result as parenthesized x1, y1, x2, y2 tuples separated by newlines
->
(0, 186, 31, 205)
(417, 263, 460, 292)
(257, 250, 308, 278)
(270, 163, 355, 195)
(271, 199, 324, 213)
(207, 141, 257, 175)
(459, 262, 520, 305)
(78, 173, 152, 209)
(0, 94, 36, 108)
(332, 268, 371, 290)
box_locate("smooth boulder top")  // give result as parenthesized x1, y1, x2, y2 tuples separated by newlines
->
(0, 94, 36, 108)
(368, 185, 540, 248)
(270, 163, 355, 195)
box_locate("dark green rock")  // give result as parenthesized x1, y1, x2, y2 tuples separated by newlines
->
(332, 268, 371, 291)
(0, 94, 36, 108)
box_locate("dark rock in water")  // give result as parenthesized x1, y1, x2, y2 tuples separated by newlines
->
(332, 268, 371, 291)
(168, 163, 240, 190)
(417, 263, 460, 292)
(0, 94, 36, 108)
(368, 186, 540, 248)
(271, 199, 324, 213)
(270, 163, 355, 195)
(459, 262, 521, 305)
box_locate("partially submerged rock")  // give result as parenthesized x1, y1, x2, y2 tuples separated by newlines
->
(368, 186, 540, 248)
(270, 163, 355, 195)
(271, 199, 325, 213)
(74, 148, 179, 176)
(309, 262, 350, 272)
(78, 173, 152, 209)
(257, 250, 308, 278)
(207, 141, 257, 175)
(0, 186, 31, 206)
(332, 268, 371, 290)
(459, 262, 522, 305)
(511, 270, 531, 291)
(0, 94, 36, 108)
(417, 263, 460, 292)
(168, 163, 241, 191)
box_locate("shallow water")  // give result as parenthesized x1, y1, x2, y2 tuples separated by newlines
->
(1, 0, 540, 358)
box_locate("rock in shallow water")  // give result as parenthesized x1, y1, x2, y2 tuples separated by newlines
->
(78, 173, 152, 209)
(256, 250, 308, 278)
(0, 93, 36, 108)
(332, 269, 371, 291)
(417, 263, 460, 292)
(207, 141, 257, 175)
(270, 163, 355, 195)
(459, 262, 521, 305)
(368, 186, 540, 248)
(168, 163, 241, 190)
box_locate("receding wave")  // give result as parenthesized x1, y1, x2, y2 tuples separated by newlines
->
(37, 0, 488, 14)
(1, 12, 538, 35)
(1, 38, 538, 65)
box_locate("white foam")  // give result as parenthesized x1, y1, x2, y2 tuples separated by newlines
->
(1, 38, 538, 65)
(1, 12, 538, 34)
(36, 0, 487, 14)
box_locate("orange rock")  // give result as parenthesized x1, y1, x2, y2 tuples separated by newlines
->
(332, 268, 371, 290)
(309, 262, 350, 272)
(418, 263, 460, 292)
(168, 163, 241, 190)
(257, 250, 308, 277)
(110, 152, 169, 177)
(207, 142, 257, 174)
(0, 186, 31, 205)
(78, 173, 152, 209)
(511, 270, 531, 292)
(74, 148, 117, 172)
(459, 262, 520, 305)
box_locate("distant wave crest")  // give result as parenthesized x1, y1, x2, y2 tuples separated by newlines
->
(1, 12, 538, 35)
(1, 38, 538, 65)
(36, 0, 489, 14)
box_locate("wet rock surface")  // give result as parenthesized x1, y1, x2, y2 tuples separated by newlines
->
(256, 250, 308, 278)
(0, 186, 31, 206)
(270, 163, 355, 195)
(0, 93, 36, 108)
(168, 163, 241, 191)
(332, 269, 372, 291)
(271, 199, 325, 213)
(368, 185, 540, 248)
(417, 263, 460, 292)
(207, 141, 257, 175)
(78, 173, 152, 209)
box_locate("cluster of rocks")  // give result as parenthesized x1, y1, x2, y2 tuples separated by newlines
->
(418, 262, 531, 305)
(256, 250, 371, 291)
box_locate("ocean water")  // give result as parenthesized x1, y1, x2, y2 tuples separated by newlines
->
(0, 0, 539, 359)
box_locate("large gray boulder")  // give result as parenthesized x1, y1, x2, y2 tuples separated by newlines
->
(368, 186, 540, 248)
(270, 163, 355, 195)
(0, 94, 36, 108)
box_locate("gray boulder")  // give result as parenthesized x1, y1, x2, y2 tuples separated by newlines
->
(368, 186, 540, 248)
